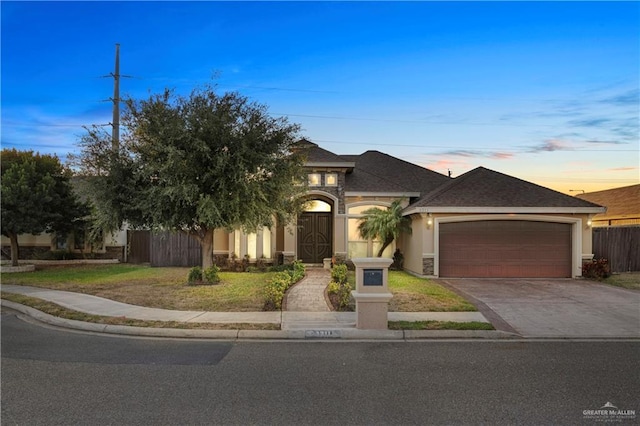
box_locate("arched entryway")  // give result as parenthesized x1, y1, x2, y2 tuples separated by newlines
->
(297, 198, 333, 264)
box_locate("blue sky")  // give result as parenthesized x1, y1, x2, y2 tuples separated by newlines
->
(2, 1, 638, 193)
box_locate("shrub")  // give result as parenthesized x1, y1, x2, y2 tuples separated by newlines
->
(328, 279, 353, 311)
(582, 258, 611, 280)
(187, 266, 203, 284)
(203, 265, 221, 284)
(263, 261, 306, 310)
(328, 264, 353, 311)
(331, 263, 348, 285)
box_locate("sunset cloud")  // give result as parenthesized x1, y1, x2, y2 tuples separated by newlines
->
(607, 166, 637, 172)
(440, 150, 514, 159)
(527, 139, 574, 153)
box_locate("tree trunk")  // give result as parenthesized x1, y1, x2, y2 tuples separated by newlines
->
(9, 232, 19, 267)
(376, 238, 394, 257)
(200, 228, 215, 269)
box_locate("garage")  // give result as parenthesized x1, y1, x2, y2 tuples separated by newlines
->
(439, 220, 572, 278)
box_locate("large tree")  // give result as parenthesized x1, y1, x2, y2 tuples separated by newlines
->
(357, 199, 412, 257)
(74, 85, 308, 268)
(1, 149, 87, 266)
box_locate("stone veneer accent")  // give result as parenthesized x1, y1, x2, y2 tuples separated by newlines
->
(422, 257, 435, 276)
(308, 171, 346, 214)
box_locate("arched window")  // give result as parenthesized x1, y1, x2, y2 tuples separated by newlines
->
(304, 200, 332, 212)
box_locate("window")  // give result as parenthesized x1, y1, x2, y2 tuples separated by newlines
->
(325, 173, 338, 186)
(247, 233, 257, 259)
(55, 234, 68, 250)
(304, 200, 331, 212)
(262, 227, 271, 259)
(308, 173, 321, 186)
(347, 204, 395, 259)
(74, 228, 86, 250)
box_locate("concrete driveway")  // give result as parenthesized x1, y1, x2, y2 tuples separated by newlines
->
(438, 278, 640, 338)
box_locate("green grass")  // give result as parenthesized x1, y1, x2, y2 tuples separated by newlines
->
(1, 264, 274, 311)
(2, 264, 480, 313)
(599, 272, 640, 290)
(388, 320, 494, 330)
(1, 292, 279, 330)
(387, 271, 477, 312)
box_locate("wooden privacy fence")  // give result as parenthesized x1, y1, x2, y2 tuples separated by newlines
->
(127, 230, 150, 264)
(127, 230, 202, 267)
(150, 231, 202, 267)
(592, 226, 640, 272)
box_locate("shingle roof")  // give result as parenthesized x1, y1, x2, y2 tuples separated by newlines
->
(408, 167, 605, 209)
(296, 139, 354, 165)
(577, 184, 640, 220)
(340, 150, 450, 195)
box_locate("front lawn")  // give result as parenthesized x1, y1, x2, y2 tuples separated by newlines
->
(2, 265, 479, 313)
(387, 271, 477, 312)
(1, 264, 273, 312)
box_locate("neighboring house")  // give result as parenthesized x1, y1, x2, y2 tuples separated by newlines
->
(576, 184, 640, 227)
(212, 140, 605, 278)
(576, 184, 640, 272)
(0, 228, 127, 262)
(1, 176, 128, 262)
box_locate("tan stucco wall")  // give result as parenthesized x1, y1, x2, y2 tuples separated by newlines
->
(402, 214, 426, 275)
(213, 229, 229, 252)
(1, 233, 52, 247)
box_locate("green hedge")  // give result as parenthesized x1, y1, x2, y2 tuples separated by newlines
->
(264, 261, 305, 310)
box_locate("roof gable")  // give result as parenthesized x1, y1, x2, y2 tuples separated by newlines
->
(407, 167, 605, 212)
(341, 150, 450, 196)
(296, 139, 354, 167)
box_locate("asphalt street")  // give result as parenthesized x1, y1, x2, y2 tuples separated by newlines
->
(2, 309, 639, 425)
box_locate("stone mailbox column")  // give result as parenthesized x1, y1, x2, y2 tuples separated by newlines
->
(351, 258, 393, 330)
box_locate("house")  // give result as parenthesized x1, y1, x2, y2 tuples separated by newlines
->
(222, 140, 605, 278)
(576, 184, 640, 227)
(3, 140, 606, 278)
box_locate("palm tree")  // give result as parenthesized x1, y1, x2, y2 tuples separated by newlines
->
(357, 199, 412, 257)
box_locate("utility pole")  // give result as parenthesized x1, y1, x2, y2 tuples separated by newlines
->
(111, 43, 120, 151)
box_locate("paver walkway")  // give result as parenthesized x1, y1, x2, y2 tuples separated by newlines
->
(284, 267, 332, 312)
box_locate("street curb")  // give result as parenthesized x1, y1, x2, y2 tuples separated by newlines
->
(2, 300, 520, 340)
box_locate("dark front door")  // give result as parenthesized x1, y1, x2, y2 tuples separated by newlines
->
(297, 212, 332, 263)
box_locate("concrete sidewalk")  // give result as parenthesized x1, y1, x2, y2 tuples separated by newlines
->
(1, 284, 503, 340)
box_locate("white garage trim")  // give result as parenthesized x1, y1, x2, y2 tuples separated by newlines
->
(433, 215, 583, 278)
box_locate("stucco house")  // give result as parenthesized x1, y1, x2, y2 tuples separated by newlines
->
(217, 140, 605, 278)
(3, 140, 606, 277)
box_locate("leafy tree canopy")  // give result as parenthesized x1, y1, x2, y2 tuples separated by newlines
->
(73, 85, 309, 267)
(1, 149, 87, 265)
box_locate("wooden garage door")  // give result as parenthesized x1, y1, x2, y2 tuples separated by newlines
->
(439, 221, 572, 278)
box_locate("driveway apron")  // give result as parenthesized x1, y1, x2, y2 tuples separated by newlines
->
(439, 279, 640, 338)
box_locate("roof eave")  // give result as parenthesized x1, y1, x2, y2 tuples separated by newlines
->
(305, 161, 356, 169)
(345, 191, 421, 198)
(403, 206, 607, 216)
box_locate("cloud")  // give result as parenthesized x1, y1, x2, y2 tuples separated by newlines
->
(527, 139, 574, 153)
(567, 118, 611, 128)
(584, 140, 628, 145)
(608, 166, 637, 172)
(600, 89, 640, 107)
(440, 150, 514, 160)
